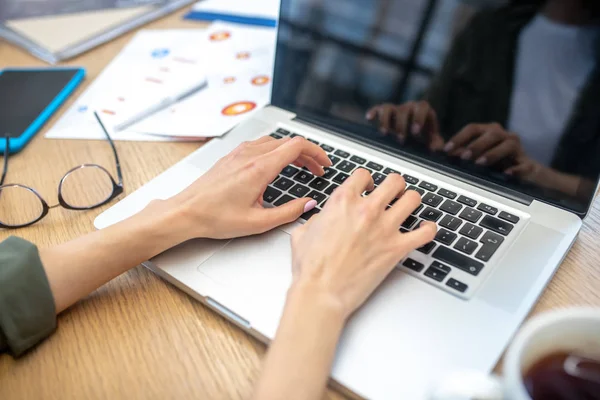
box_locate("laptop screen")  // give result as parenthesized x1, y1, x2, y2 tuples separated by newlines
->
(272, 0, 600, 216)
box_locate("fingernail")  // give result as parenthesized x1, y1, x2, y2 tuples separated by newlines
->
(461, 150, 472, 160)
(411, 123, 421, 135)
(475, 157, 487, 165)
(444, 142, 454, 152)
(303, 200, 318, 213)
(366, 111, 373, 119)
(327, 158, 333, 166)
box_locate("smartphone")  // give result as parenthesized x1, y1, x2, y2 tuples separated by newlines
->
(0, 67, 85, 154)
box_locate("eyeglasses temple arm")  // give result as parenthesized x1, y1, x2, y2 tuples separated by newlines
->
(1, 136, 9, 186)
(93, 112, 123, 187)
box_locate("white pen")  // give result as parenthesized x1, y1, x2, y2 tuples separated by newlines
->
(114, 78, 208, 132)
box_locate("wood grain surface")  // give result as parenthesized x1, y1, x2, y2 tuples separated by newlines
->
(1, 6, 599, 400)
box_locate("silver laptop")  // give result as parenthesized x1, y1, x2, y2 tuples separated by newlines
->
(95, 1, 599, 398)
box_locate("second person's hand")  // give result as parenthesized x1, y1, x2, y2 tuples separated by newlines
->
(167, 135, 332, 240)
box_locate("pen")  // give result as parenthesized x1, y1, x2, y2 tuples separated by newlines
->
(114, 78, 208, 132)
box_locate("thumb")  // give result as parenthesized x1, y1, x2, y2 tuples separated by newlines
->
(258, 198, 318, 230)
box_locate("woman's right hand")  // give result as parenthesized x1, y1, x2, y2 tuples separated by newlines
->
(289, 169, 437, 320)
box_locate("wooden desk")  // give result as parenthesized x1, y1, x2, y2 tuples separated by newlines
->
(1, 7, 599, 400)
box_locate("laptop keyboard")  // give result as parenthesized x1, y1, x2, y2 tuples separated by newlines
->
(266, 128, 524, 299)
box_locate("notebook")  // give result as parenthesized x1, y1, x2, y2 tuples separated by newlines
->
(0, 0, 196, 64)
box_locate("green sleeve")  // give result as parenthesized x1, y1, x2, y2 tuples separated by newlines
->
(0, 236, 56, 356)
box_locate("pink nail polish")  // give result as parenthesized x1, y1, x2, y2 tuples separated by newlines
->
(444, 142, 454, 152)
(303, 200, 318, 213)
(411, 123, 421, 135)
(461, 150, 472, 160)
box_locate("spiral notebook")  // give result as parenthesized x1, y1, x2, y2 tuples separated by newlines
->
(0, 0, 195, 64)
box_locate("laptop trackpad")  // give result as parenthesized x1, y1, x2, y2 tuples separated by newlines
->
(196, 228, 293, 332)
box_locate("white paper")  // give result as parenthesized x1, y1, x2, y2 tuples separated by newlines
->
(47, 29, 209, 141)
(130, 22, 277, 137)
(188, 0, 280, 21)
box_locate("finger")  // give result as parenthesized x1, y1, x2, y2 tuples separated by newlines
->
(262, 137, 331, 179)
(380, 105, 395, 134)
(340, 168, 374, 194)
(444, 124, 485, 153)
(296, 154, 325, 176)
(366, 106, 379, 120)
(429, 133, 446, 152)
(393, 104, 411, 141)
(411, 102, 430, 136)
(252, 135, 278, 146)
(387, 189, 421, 224)
(505, 162, 534, 177)
(369, 173, 406, 207)
(397, 221, 437, 252)
(253, 197, 318, 233)
(475, 139, 519, 166)
(464, 129, 505, 160)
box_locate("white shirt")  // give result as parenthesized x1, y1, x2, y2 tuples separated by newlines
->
(507, 14, 598, 165)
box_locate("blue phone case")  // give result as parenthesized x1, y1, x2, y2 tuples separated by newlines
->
(0, 67, 86, 154)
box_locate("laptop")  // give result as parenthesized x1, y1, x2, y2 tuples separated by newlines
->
(95, 1, 598, 398)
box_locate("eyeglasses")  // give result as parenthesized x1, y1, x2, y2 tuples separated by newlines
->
(0, 112, 123, 229)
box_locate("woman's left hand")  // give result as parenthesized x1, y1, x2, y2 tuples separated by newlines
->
(167, 135, 332, 240)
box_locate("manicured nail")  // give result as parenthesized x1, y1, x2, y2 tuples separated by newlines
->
(444, 142, 454, 152)
(411, 123, 421, 135)
(475, 157, 487, 166)
(461, 150, 472, 160)
(366, 111, 374, 119)
(303, 200, 318, 213)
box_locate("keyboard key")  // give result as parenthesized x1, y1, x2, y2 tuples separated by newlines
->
(309, 177, 330, 192)
(323, 167, 337, 180)
(400, 228, 410, 234)
(422, 193, 443, 207)
(403, 174, 419, 184)
(289, 184, 310, 197)
(419, 181, 438, 191)
(401, 215, 417, 229)
(454, 237, 478, 255)
(420, 207, 442, 222)
(328, 155, 341, 166)
(459, 207, 483, 223)
(308, 138, 319, 145)
(432, 246, 484, 276)
(325, 184, 339, 195)
(350, 155, 366, 164)
(439, 200, 462, 215)
(435, 228, 457, 245)
(439, 215, 462, 231)
(366, 161, 383, 171)
(480, 215, 513, 236)
(403, 258, 424, 272)
(270, 133, 282, 139)
(307, 191, 327, 204)
(477, 203, 498, 215)
(480, 231, 504, 246)
(424, 262, 451, 282)
(281, 165, 300, 177)
(373, 172, 386, 185)
(301, 208, 320, 221)
(457, 195, 477, 207)
(333, 172, 350, 184)
(334, 149, 350, 158)
(383, 167, 399, 175)
(499, 211, 520, 224)
(446, 278, 468, 293)
(263, 186, 282, 203)
(459, 223, 483, 240)
(407, 186, 425, 195)
(411, 204, 424, 215)
(290, 133, 304, 138)
(274, 195, 294, 206)
(418, 241, 437, 254)
(276, 128, 290, 136)
(273, 177, 294, 191)
(320, 144, 334, 152)
(437, 188, 457, 199)
(337, 160, 356, 173)
(294, 170, 314, 184)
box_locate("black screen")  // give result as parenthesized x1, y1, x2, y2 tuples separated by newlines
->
(0, 69, 78, 138)
(272, 0, 600, 215)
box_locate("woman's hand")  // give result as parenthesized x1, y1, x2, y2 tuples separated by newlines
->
(169, 135, 332, 240)
(444, 122, 523, 166)
(366, 101, 444, 151)
(290, 169, 437, 320)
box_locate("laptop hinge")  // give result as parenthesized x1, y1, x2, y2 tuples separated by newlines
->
(293, 115, 533, 207)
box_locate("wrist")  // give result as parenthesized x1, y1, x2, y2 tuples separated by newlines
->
(286, 279, 348, 327)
